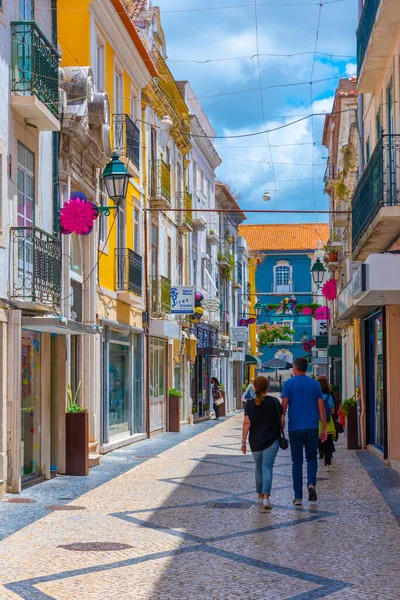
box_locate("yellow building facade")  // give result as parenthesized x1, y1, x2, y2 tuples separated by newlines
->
(58, 0, 157, 453)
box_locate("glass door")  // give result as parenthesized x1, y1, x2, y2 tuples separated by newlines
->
(150, 338, 166, 431)
(21, 331, 41, 479)
(108, 340, 130, 439)
(368, 314, 385, 450)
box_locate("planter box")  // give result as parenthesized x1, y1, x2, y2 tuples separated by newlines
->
(168, 396, 180, 433)
(346, 405, 360, 450)
(66, 412, 89, 476)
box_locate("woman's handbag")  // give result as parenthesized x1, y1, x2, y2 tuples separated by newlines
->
(276, 401, 289, 450)
(333, 419, 344, 434)
(215, 396, 224, 406)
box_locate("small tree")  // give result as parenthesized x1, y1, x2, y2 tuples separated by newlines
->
(258, 323, 295, 348)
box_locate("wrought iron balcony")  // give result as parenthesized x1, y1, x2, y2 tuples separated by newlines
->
(176, 191, 192, 231)
(112, 114, 140, 171)
(115, 249, 142, 297)
(233, 263, 243, 288)
(357, 0, 381, 75)
(217, 239, 231, 268)
(151, 275, 171, 316)
(11, 21, 60, 129)
(352, 134, 400, 256)
(10, 226, 62, 307)
(149, 159, 171, 209)
(149, 51, 190, 138)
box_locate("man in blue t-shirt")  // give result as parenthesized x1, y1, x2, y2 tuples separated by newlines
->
(281, 357, 327, 506)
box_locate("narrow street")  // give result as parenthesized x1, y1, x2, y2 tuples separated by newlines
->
(1, 416, 399, 600)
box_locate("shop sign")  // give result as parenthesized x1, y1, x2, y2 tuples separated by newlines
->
(349, 264, 366, 298)
(231, 327, 249, 343)
(171, 286, 195, 314)
(316, 320, 327, 336)
(202, 298, 220, 312)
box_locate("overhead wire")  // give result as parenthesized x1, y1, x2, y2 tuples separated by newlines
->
(253, 0, 277, 218)
(309, 1, 323, 222)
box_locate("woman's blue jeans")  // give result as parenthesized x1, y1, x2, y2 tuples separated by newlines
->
(251, 439, 280, 495)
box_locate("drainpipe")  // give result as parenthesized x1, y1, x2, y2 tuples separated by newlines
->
(357, 0, 364, 175)
(142, 102, 151, 439)
(52, 0, 59, 236)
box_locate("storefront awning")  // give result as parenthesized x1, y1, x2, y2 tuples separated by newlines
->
(21, 316, 100, 335)
(245, 354, 262, 367)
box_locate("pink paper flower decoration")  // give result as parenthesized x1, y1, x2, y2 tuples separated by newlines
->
(302, 342, 311, 353)
(308, 339, 316, 348)
(322, 278, 337, 301)
(314, 306, 330, 321)
(59, 194, 99, 235)
(302, 307, 313, 316)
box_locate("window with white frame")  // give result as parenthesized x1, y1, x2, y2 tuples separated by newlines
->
(130, 89, 138, 122)
(95, 39, 105, 92)
(274, 261, 292, 293)
(134, 205, 140, 255)
(114, 67, 123, 114)
(193, 160, 197, 192)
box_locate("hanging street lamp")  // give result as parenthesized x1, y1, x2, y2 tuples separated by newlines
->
(254, 301, 264, 317)
(101, 152, 130, 208)
(310, 257, 327, 290)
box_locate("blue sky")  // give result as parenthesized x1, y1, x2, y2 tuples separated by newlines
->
(156, 0, 358, 224)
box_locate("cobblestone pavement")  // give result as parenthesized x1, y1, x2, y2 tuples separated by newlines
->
(1, 414, 400, 599)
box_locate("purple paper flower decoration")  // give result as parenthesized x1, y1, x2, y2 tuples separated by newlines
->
(59, 193, 99, 235)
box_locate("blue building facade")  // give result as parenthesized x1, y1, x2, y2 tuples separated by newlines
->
(256, 252, 314, 372)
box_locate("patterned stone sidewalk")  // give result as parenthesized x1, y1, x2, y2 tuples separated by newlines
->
(0, 414, 399, 599)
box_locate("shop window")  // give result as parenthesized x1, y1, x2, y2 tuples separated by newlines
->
(21, 331, 41, 478)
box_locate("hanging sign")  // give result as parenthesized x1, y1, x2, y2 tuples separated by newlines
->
(231, 327, 249, 343)
(202, 298, 221, 312)
(171, 286, 195, 314)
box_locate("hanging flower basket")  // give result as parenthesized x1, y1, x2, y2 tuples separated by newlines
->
(322, 278, 337, 301)
(59, 192, 99, 235)
(314, 306, 330, 321)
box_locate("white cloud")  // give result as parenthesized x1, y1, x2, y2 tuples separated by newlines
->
(345, 62, 357, 77)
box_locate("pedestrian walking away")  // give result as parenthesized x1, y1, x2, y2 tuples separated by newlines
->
(211, 377, 223, 420)
(281, 357, 327, 506)
(241, 375, 283, 510)
(316, 376, 336, 472)
(241, 378, 255, 407)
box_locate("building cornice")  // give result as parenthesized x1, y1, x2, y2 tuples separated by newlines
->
(190, 115, 221, 171)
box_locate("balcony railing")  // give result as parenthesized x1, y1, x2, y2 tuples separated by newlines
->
(352, 134, 400, 250)
(113, 114, 140, 170)
(357, 0, 380, 74)
(115, 249, 142, 296)
(233, 263, 243, 287)
(149, 159, 171, 207)
(10, 226, 62, 306)
(218, 239, 230, 265)
(11, 21, 59, 117)
(151, 275, 171, 315)
(150, 50, 190, 136)
(176, 191, 192, 230)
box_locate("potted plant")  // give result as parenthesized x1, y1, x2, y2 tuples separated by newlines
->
(168, 388, 183, 432)
(66, 382, 89, 476)
(192, 405, 198, 415)
(342, 396, 359, 449)
(219, 383, 227, 417)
